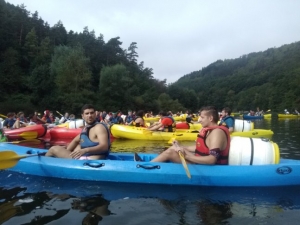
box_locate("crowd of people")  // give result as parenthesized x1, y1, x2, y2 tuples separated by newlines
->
(3, 105, 299, 167)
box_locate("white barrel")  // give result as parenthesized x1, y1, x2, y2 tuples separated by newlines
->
(234, 119, 254, 132)
(68, 119, 85, 129)
(229, 136, 280, 165)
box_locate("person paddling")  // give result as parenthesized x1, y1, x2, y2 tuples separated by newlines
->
(46, 104, 110, 160)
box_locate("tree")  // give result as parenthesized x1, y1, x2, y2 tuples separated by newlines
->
(98, 64, 133, 111)
(51, 45, 94, 112)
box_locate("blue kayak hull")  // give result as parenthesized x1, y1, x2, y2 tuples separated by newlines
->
(1, 143, 300, 187)
(243, 115, 264, 120)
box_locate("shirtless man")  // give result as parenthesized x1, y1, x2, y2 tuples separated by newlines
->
(46, 104, 110, 160)
(135, 106, 230, 165)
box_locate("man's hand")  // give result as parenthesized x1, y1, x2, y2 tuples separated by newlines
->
(70, 149, 85, 159)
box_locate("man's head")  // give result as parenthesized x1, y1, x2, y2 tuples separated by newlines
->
(198, 106, 219, 127)
(221, 107, 231, 117)
(81, 104, 96, 124)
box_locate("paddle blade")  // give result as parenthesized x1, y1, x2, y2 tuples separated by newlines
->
(178, 151, 191, 179)
(9, 139, 41, 144)
(19, 131, 38, 139)
(0, 151, 26, 169)
(0, 151, 42, 170)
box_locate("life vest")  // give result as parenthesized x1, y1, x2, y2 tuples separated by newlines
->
(80, 122, 111, 156)
(125, 115, 133, 123)
(218, 116, 235, 129)
(133, 116, 145, 127)
(4, 118, 16, 128)
(195, 126, 230, 165)
(42, 115, 52, 124)
(162, 116, 176, 132)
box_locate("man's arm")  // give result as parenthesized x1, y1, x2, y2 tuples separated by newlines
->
(66, 134, 81, 152)
(184, 129, 227, 165)
(148, 122, 163, 131)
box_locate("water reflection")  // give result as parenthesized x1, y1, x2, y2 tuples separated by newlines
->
(1, 170, 300, 224)
(253, 118, 300, 160)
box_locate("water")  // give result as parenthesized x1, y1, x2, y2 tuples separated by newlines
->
(1, 118, 300, 224)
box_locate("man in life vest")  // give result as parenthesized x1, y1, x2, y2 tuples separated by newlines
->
(46, 104, 110, 160)
(219, 107, 235, 133)
(147, 111, 175, 132)
(135, 106, 230, 165)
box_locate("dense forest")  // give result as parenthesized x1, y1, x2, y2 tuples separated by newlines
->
(0, 0, 299, 116)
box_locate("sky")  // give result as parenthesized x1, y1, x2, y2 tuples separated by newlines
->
(5, 0, 300, 83)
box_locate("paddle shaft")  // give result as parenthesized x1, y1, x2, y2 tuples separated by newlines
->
(173, 141, 191, 179)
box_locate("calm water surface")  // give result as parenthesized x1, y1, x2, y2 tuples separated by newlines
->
(1, 118, 300, 225)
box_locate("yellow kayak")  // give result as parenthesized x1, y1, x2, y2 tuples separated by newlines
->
(277, 114, 300, 118)
(110, 124, 274, 141)
(176, 119, 254, 132)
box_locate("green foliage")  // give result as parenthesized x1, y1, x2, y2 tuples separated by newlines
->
(171, 42, 300, 112)
(51, 45, 94, 112)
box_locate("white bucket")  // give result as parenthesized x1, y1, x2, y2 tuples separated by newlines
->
(234, 119, 254, 132)
(68, 119, 85, 129)
(229, 136, 280, 165)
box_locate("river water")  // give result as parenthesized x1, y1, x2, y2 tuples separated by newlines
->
(1, 118, 300, 225)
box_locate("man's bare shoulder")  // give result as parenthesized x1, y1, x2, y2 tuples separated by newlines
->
(210, 127, 227, 136)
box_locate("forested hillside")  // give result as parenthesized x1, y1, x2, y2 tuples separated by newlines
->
(1, 0, 299, 115)
(0, 0, 176, 114)
(168, 42, 300, 112)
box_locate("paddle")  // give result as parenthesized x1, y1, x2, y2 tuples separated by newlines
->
(0, 113, 7, 118)
(0, 151, 44, 170)
(56, 111, 63, 117)
(3, 139, 41, 144)
(19, 131, 38, 139)
(172, 139, 191, 179)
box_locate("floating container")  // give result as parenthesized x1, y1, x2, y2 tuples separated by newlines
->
(229, 136, 280, 165)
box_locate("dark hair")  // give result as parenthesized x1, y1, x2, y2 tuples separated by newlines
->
(199, 106, 219, 122)
(158, 111, 167, 117)
(222, 107, 232, 115)
(136, 110, 144, 117)
(81, 104, 95, 114)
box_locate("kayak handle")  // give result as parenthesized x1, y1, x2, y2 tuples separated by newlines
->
(84, 162, 105, 168)
(137, 164, 160, 170)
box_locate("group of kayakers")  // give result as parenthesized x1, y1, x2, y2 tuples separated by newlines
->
(1, 104, 237, 167)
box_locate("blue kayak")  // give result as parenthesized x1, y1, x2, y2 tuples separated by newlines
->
(243, 115, 264, 120)
(1, 143, 300, 187)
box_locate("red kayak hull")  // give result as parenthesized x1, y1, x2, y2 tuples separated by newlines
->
(3, 124, 47, 141)
(41, 127, 115, 146)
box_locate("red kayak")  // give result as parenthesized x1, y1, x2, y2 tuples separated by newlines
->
(3, 124, 47, 141)
(43, 127, 115, 146)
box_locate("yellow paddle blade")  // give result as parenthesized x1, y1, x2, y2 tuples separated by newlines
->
(19, 131, 38, 139)
(0, 151, 42, 170)
(178, 151, 191, 179)
(0, 151, 28, 169)
(8, 139, 41, 144)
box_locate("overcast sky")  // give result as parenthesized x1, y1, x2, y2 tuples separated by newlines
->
(5, 0, 300, 83)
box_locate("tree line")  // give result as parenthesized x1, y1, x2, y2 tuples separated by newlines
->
(1, 0, 299, 116)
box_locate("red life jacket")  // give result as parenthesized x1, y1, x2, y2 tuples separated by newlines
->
(195, 126, 230, 165)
